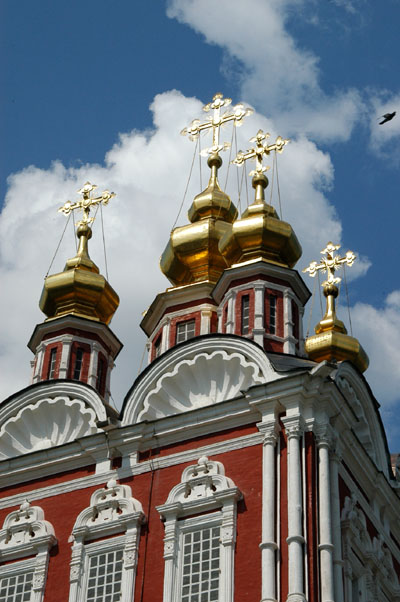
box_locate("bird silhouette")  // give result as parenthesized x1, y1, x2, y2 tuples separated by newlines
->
(379, 111, 396, 125)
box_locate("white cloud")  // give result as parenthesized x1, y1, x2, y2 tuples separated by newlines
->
(369, 92, 400, 158)
(167, 0, 364, 142)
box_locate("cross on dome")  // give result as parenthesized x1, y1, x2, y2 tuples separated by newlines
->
(58, 181, 115, 226)
(303, 242, 356, 287)
(232, 129, 289, 176)
(181, 92, 253, 156)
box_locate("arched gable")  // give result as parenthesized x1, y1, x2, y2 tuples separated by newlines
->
(0, 381, 108, 459)
(335, 362, 391, 478)
(121, 335, 280, 425)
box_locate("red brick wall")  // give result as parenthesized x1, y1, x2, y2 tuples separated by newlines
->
(168, 311, 201, 347)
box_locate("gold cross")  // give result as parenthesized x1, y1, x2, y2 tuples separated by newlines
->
(181, 92, 253, 156)
(303, 242, 356, 287)
(232, 129, 289, 176)
(58, 182, 115, 226)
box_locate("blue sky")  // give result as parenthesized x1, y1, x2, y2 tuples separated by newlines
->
(1, 0, 400, 451)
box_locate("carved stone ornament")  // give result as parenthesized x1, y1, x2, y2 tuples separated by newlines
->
(0, 500, 56, 558)
(137, 350, 265, 421)
(71, 479, 144, 542)
(0, 396, 99, 459)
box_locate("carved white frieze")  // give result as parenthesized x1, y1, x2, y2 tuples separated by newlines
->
(137, 349, 265, 421)
(0, 501, 56, 556)
(0, 396, 99, 459)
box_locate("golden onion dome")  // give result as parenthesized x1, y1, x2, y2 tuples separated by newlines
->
(305, 283, 368, 372)
(303, 243, 368, 373)
(219, 172, 302, 269)
(160, 153, 238, 286)
(39, 222, 119, 325)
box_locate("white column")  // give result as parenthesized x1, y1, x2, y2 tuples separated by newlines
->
(226, 292, 235, 334)
(59, 337, 73, 378)
(32, 342, 45, 382)
(330, 444, 344, 602)
(316, 427, 335, 602)
(258, 422, 279, 602)
(200, 309, 213, 335)
(87, 342, 100, 388)
(282, 417, 306, 602)
(253, 283, 265, 346)
(283, 292, 296, 354)
(161, 318, 171, 353)
(162, 513, 178, 602)
(298, 306, 305, 355)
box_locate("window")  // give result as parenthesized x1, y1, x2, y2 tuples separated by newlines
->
(269, 295, 277, 334)
(47, 347, 57, 379)
(96, 357, 106, 395)
(180, 522, 220, 602)
(241, 295, 250, 335)
(73, 348, 84, 380)
(68, 479, 144, 602)
(0, 569, 34, 602)
(176, 320, 196, 344)
(154, 336, 162, 358)
(0, 502, 56, 602)
(157, 456, 242, 602)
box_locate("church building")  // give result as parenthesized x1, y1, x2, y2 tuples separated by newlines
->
(0, 93, 399, 602)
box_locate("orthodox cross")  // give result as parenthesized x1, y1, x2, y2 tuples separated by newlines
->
(181, 92, 253, 156)
(58, 182, 115, 226)
(303, 242, 356, 287)
(232, 129, 289, 176)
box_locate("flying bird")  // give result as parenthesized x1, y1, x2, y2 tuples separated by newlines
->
(379, 111, 396, 125)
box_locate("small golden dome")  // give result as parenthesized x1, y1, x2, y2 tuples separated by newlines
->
(39, 223, 119, 325)
(160, 153, 238, 287)
(219, 172, 302, 268)
(305, 284, 369, 373)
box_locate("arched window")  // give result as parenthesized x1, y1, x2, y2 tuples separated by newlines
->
(0, 502, 56, 602)
(156, 456, 242, 602)
(68, 479, 144, 602)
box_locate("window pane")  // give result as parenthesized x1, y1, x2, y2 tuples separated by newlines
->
(176, 320, 196, 344)
(86, 549, 123, 602)
(0, 572, 34, 602)
(181, 526, 220, 602)
(73, 347, 84, 380)
(241, 296, 250, 335)
(48, 347, 57, 379)
(269, 295, 277, 334)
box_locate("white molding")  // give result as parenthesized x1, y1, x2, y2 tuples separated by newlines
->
(0, 432, 262, 511)
(122, 335, 278, 425)
(0, 396, 99, 459)
(0, 502, 56, 602)
(156, 457, 241, 602)
(68, 479, 144, 602)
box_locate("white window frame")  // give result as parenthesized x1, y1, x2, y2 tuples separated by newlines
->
(176, 320, 196, 344)
(68, 479, 144, 602)
(0, 502, 57, 602)
(156, 456, 242, 602)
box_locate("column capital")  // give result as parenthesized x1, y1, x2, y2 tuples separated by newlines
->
(281, 415, 305, 439)
(314, 423, 335, 448)
(258, 421, 279, 446)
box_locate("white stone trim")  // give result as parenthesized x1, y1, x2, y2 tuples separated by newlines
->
(68, 479, 144, 602)
(156, 457, 241, 602)
(0, 502, 56, 602)
(282, 416, 307, 602)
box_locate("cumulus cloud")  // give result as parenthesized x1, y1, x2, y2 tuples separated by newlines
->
(368, 91, 400, 159)
(167, 0, 364, 142)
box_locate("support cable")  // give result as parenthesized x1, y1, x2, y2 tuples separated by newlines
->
(45, 212, 71, 278)
(171, 137, 199, 230)
(306, 274, 318, 338)
(343, 264, 353, 336)
(199, 134, 203, 192)
(100, 203, 109, 281)
(275, 151, 283, 220)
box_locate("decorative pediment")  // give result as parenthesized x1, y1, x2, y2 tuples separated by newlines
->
(0, 381, 112, 459)
(0, 396, 99, 459)
(122, 335, 278, 425)
(0, 501, 56, 560)
(335, 363, 389, 477)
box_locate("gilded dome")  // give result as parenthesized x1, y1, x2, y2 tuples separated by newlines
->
(305, 283, 369, 373)
(160, 153, 238, 287)
(39, 222, 119, 325)
(219, 172, 302, 269)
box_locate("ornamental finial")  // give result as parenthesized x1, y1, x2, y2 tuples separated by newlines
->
(58, 181, 115, 227)
(181, 92, 253, 157)
(303, 242, 356, 287)
(232, 129, 289, 176)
